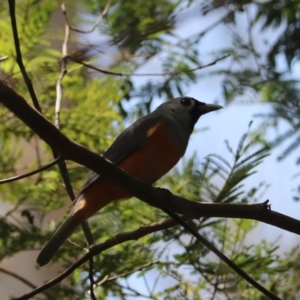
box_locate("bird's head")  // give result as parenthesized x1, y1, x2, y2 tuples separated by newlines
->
(157, 96, 223, 131)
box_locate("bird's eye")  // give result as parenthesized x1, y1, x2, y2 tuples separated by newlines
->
(180, 98, 192, 106)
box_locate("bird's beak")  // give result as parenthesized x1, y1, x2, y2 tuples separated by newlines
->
(199, 103, 223, 115)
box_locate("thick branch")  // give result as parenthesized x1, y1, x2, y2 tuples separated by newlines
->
(0, 83, 300, 235)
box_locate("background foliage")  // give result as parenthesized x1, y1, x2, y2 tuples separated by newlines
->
(1, 0, 300, 299)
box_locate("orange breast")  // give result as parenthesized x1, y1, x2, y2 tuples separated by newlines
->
(119, 120, 182, 182)
(73, 121, 182, 221)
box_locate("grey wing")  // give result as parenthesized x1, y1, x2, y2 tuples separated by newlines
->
(80, 114, 160, 193)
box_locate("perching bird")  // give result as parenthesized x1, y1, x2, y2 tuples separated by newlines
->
(37, 96, 222, 266)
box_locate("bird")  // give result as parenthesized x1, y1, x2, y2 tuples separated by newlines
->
(37, 96, 222, 266)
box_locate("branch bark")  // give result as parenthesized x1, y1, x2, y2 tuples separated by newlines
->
(0, 82, 299, 235)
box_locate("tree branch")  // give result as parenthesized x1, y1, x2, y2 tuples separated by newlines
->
(0, 157, 62, 184)
(96, 260, 159, 286)
(67, 54, 230, 77)
(63, 0, 111, 34)
(0, 267, 37, 289)
(8, 0, 41, 112)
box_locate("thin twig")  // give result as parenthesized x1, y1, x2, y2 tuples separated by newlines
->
(66, 239, 88, 252)
(68, 54, 230, 77)
(0, 56, 8, 62)
(0, 267, 37, 289)
(59, 6, 96, 296)
(64, 0, 111, 33)
(56, 3, 96, 248)
(97, 260, 159, 286)
(118, 283, 152, 299)
(88, 258, 96, 300)
(0, 157, 62, 185)
(55, 3, 70, 129)
(7, 0, 41, 112)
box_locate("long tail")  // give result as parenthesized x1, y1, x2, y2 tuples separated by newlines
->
(37, 214, 80, 266)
